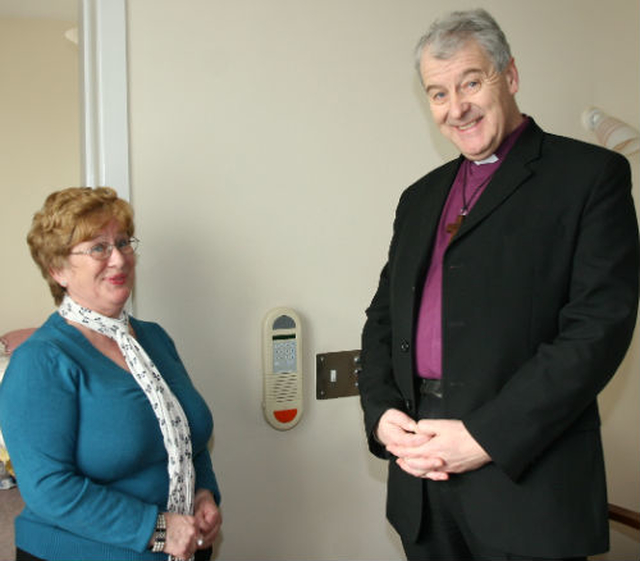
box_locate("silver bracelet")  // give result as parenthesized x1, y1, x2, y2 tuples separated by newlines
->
(151, 513, 166, 552)
(151, 530, 166, 553)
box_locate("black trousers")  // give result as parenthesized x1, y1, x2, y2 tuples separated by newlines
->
(16, 547, 214, 561)
(401, 479, 587, 561)
(401, 381, 588, 561)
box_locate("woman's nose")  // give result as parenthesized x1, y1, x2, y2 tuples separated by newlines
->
(107, 244, 128, 265)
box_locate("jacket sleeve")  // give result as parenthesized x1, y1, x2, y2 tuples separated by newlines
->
(463, 152, 640, 481)
(359, 189, 414, 458)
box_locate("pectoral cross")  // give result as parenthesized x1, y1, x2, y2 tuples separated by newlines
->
(445, 212, 466, 243)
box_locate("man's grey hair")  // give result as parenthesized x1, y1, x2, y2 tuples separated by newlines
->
(415, 9, 512, 76)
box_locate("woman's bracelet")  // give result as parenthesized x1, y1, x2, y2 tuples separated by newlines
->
(151, 513, 166, 553)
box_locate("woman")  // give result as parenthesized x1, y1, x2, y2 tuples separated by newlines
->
(0, 187, 221, 561)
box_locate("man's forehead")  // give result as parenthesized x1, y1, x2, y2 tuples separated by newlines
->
(420, 40, 493, 84)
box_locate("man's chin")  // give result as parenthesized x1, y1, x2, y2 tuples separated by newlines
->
(448, 134, 492, 161)
(460, 147, 493, 161)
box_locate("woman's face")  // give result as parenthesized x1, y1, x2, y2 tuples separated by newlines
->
(51, 219, 136, 317)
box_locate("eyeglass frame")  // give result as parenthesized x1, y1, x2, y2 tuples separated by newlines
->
(68, 237, 140, 261)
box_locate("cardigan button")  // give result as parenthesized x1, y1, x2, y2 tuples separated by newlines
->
(400, 340, 410, 352)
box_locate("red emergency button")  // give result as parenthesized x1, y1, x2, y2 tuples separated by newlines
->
(274, 409, 298, 423)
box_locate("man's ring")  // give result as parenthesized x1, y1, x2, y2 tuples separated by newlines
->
(197, 537, 204, 547)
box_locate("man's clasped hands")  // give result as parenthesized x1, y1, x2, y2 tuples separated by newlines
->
(375, 408, 492, 480)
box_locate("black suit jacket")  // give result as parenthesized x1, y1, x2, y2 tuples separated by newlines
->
(359, 120, 640, 557)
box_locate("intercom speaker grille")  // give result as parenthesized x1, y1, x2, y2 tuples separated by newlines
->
(266, 372, 300, 403)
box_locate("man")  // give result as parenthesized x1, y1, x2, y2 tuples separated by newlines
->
(359, 9, 639, 561)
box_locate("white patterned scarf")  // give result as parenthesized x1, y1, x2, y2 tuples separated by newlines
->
(59, 295, 195, 555)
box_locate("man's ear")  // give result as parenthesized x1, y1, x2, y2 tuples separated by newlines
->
(505, 57, 519, 95)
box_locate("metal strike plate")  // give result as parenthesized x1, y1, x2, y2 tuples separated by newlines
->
(316, 349, 361, 399)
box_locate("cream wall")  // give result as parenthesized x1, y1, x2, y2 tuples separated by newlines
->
(0, 18, 80, 333)
(126, 1, 639, 559)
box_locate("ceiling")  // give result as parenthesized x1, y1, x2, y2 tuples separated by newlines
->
(0, 0, 77, 20)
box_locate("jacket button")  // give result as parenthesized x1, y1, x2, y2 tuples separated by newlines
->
(400, 340, 410, 352)
(405, 399, 414, 412)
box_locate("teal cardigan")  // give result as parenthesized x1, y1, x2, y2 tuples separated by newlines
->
(0, 312, 220, 560)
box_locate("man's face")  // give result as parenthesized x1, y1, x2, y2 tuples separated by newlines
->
(419, 39, 522, 161)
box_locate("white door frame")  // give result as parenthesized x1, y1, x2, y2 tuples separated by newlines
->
(80, 0, 130, 201)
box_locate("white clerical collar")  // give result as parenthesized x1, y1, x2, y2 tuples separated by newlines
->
(473, 154, 499, 165)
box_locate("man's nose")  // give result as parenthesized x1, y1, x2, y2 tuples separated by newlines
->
(448, 91, 469, 120)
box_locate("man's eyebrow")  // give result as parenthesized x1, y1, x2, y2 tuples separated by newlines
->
(425, 68, 484, 91)
(425, 83, 443, 93)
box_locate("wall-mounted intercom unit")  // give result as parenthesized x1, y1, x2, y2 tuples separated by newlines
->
(262, 308, 303, 430)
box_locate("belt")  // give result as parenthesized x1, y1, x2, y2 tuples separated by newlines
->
(419, 378, 443, 399)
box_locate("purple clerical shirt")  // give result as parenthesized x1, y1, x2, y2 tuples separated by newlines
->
(415, 117, 530, 379)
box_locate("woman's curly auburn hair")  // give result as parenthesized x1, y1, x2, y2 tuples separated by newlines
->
(27, 187, 135, 305)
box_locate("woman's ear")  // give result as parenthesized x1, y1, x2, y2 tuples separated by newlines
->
(50, 267, 68, 288)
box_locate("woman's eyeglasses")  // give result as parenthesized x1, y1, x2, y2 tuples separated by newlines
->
(69, 237, 139, 261)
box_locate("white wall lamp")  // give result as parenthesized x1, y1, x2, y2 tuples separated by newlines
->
(64, 27, 78, 45)
(582, 107, 640, 158)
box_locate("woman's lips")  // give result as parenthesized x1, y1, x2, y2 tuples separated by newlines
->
(107, 274, 127, 285)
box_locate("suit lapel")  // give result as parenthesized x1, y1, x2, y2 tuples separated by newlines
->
(453, 121, 544, 243)
(403, 159, 462, 283)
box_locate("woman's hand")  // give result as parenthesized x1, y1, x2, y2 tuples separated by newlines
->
(193, 489, 222, 549)
(163, 512, 200, 559)
(149, 492, 221, 557)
